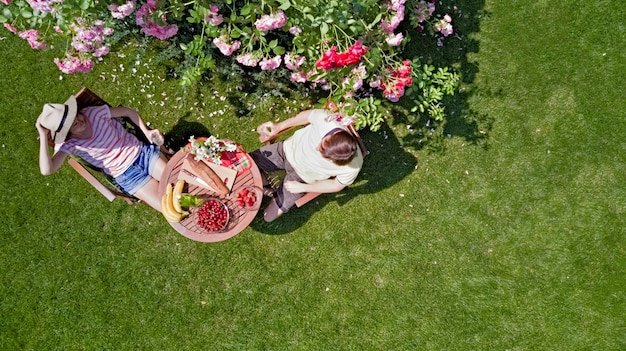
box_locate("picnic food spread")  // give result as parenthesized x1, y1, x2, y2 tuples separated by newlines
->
(158, 140, 264, 241)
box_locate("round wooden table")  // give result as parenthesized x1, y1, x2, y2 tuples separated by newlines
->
(158, 149, 263, 242)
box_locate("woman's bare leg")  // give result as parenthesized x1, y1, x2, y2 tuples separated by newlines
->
(133, 178, 162, 212)
(263, 198, 284, 222)
(151, 152, 169, 180)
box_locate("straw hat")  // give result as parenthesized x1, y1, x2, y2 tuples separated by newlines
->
(38, 95, 78, 144)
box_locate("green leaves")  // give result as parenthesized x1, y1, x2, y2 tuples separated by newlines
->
(188, 6, 210, 24)
(320, 22, 329, 35)
(405, 62, 459, 121)
(20, 9, 32, 19)
(240, 4, 252, 16)
(277, 0, 291, 11)
(268, 39, 285, 55)
(78, 0, 90, 11)
(1, 0, 459, 133)
(180, 34, 207, 56)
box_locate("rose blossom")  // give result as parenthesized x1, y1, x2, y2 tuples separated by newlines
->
(386, 32, 404, 46)
(108, 1, 136, 19)
(380, 6, 405, 33)
(290, 71, 307, 83)
(18, 29, 46, 49)
(68, 21, 112, 59)
(315, 46, 337, 70)
(414, 0, 435, 23)
(54, 54, 94, 74)
(385, 91, 401, 102)
(389, 0, 407, 11)
(26, 0, 62, 14)
(136, 0, 178, 40)
(376, 60, 413, 102)
(236, 53, 260, 67)
(93, 46, 110, 58)
(284, 53, 306, 70)
(316, 41, 368, 70)
(4, 23, 17, 33)
(205, 5, 223, 26)
(254, 10, 287, 31)
(434, 14, 453, 36)
(213, 35, 241, 56)
(259, 55, 282, 70)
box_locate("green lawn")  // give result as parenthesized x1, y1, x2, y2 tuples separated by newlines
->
(1, 0, 624, 350)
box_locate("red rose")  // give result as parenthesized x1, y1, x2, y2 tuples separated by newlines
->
(349, 41, 368, 56)
(315, 47, 338, 70)
(315, 42, 368, 70)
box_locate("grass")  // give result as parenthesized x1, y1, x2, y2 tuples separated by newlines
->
(1, 0, 624, 349)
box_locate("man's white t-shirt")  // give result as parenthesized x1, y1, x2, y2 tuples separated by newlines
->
(283, 109, 363, 185)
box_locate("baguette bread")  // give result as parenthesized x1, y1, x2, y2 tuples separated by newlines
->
(186, 156, 230, 195)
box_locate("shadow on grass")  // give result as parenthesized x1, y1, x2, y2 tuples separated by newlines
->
(163, 112, 212, 150)
(391, 0, 493, 151)
(250, 124, 417, 235)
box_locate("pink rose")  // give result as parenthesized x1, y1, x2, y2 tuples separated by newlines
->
(386, 32, 404, 46)
(254, 10, 287, 31)
(3, 23, 17, 33)
(259, 55, 282, 70)
(108, 1, 136, 20)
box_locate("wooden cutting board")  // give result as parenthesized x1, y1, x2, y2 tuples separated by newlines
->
(178, 158, 237, 192)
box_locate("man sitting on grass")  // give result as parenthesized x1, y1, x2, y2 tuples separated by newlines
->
(251, 109, 364, 222)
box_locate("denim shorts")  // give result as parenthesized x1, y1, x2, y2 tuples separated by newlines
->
(114, 143, 160, 195)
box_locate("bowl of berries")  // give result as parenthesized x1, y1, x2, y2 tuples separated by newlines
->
(234, 186, 262, 211)
(195, 198, 230, 233)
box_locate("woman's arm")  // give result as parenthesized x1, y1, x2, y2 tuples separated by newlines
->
(257, 109, 314, 143)
(284, 178, 346, 194)
(109, 106, 164, 145)
(35, 120, 68, 175)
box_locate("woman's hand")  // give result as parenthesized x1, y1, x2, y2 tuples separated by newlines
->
(35, 119, 52, 145)
(146, 129, 164, 146)
(286, 178, 346, 194)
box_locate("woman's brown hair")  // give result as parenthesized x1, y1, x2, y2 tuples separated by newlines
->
(319, 130, 358, 165)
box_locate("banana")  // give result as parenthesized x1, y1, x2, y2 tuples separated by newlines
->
(162, 195, 182, 222)
(172, 179, 185, 213)
(161, 195, 180, 222)
(161, 183, 183, 222)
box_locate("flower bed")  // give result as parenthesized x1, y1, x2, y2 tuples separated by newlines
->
(1, 0, 458, 131)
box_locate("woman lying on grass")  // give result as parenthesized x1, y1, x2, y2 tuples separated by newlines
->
(35, 95, 168, 211)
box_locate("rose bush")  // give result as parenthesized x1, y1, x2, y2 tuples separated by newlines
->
(1, 0, 458, 131)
